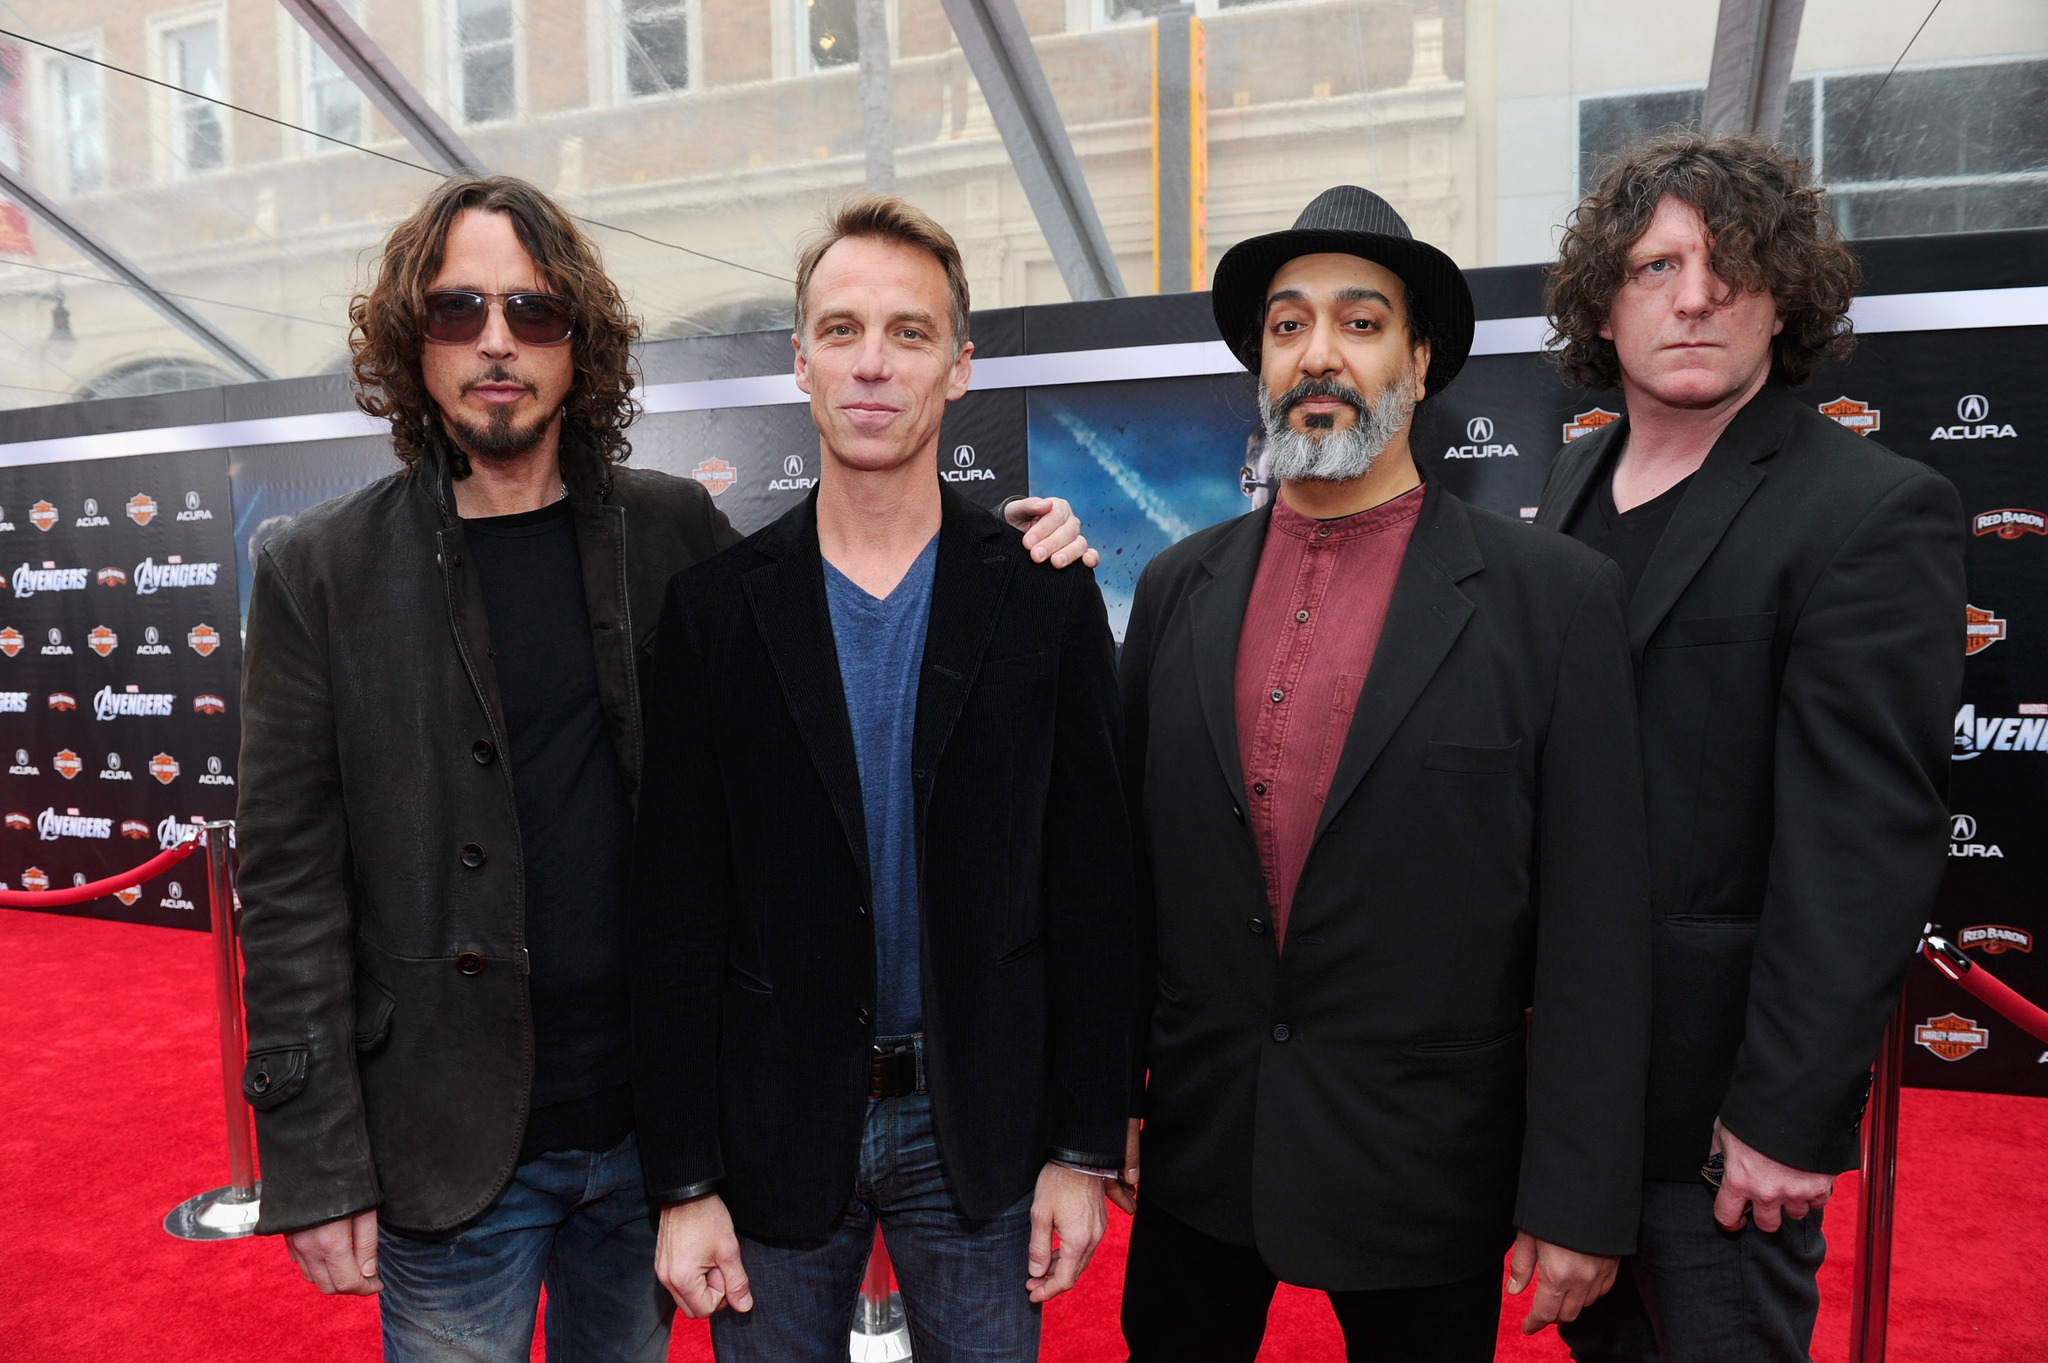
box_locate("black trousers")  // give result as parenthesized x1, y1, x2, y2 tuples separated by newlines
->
(1558, 1180, 1826, 1363)
(1121, 1199, 1500, 1363)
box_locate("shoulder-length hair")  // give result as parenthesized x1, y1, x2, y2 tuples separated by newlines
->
(349, 175, 640, 484)
(1546, 131, 1857, 391)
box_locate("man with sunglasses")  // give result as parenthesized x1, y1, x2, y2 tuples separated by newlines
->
(235, 175, 1096, 1362)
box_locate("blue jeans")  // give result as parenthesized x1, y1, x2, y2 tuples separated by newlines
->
(711, 1091, 1041, 1363)
(378, 1132, 673, 1363)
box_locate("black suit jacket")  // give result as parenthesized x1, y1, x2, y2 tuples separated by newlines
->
(1535, 383, 1966, 1179)
(631, 485, 1134, 1238)
(1122, 480, 1652, 1291)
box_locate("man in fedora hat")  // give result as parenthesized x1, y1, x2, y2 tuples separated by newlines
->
(1113, 186, 1654, 1361)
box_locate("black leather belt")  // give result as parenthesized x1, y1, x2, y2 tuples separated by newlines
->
(869, 1040, 922, 1098)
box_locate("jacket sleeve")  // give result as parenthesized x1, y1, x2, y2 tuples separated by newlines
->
(1516, 557, 1651, 1256)
(629, 579, 733, 1204)
(1117, 564, 1163, 1118)
(236, 542, 381, 1235)
(1718, 468, 1966, 1173)
(1039, 567, 1137, 1169)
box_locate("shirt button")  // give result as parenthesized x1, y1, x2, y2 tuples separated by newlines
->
(857, 1007, 873, 1027)
(1247, 917, 1268, 936)
(456, 952, 485, 976)
(1270, 689, 1284, 704)
(1296, 610, 1310, 623)
(1316, 524, 1331, 538)
(459, 842, 487, 868)
(1252, 780, 1268, 796)
(1272, 1024, 1292, 1042)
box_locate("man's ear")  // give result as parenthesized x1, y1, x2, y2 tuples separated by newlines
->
(791, 329, 813, 396)
(945, 340, 975, 403)
(1413, 338, 1432, 393)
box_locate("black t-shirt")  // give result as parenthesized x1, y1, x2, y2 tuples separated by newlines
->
(1563, 450, 1694, 602)
(464, 499, 635, 1161)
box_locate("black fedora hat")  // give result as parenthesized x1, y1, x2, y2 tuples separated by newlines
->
(1211, 185, 1474, 399)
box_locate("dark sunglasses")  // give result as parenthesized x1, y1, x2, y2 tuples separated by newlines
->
(422, 290, 575, 346)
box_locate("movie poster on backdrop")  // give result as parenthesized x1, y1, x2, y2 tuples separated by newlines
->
(0, 449, 240, 930)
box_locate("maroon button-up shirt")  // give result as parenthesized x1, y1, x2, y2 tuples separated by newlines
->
(1234, 486, 1423, 946)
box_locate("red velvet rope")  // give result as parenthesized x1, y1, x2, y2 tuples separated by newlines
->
(0, 835, 204, 908)
(1923, 938, 2048, 1046)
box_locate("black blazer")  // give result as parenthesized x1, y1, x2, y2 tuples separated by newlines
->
(1122, 480, 1652, 1292)
(630, 485, 1134, 1238)
(1535, 383, 1966, 1180)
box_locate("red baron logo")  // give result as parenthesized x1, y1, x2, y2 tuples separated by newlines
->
(21, 867, 47, 892)
(1915, 1013, 1989, 1061)
(114, 886, 142, 905)
(29, 501, 57, 532)
(88, 626, 118, 658)
(4, 812, 28, 831)
(187, 624, 221, 657)
(1973, 509, 2047, 538)
(96, 567, 127, 587)
(691, 458, 738, 495)
(1966, 605, 2007, 656)
(54, 749, 81, 779)
(1562, 408, 1619, 443)
(0, 628, 20, 657)
(1959, 925, 2032, 954)
(47, 692, 75, 711)
(194, 694, 226, 715)
(1819, 396, 1881, 435)
(120, 819, 151, 840)
(126, 494, 158, 526)
(149, 753, 180, 784)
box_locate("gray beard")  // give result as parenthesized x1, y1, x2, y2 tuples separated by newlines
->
(1257, 372, 1418, 484)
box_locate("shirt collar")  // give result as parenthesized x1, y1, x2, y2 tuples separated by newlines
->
(1268, 481, 1425, 543)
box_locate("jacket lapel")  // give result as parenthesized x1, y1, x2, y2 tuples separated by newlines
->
(1624, 387, 1791, 659)
(1533, 418, 1622, 533)
(742, 497, 873, 889)
(1188, 507, 1272, 815)
(1312, 482, 1480, 844)
(911, 489, 1012, 791)
(572, 498, 641, 801)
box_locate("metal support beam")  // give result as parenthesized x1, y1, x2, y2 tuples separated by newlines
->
(1703, 0, 1808, 138)
(857, 0, 896, 193)
(277, 0, 488, 177)
(939, 0, 1125, 301)
(0, 165, 274, 381)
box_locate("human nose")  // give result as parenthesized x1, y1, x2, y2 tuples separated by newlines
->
(850, 329, 891, 382)
(1673, 260, 1721, 319)
(1299, 314, 1344, 377)
(476, 298, 518, 358)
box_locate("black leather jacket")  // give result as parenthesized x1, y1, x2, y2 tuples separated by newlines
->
(236, 439, 738, 1235)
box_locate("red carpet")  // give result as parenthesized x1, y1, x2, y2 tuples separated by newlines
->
(3, 907, 2042, 1362)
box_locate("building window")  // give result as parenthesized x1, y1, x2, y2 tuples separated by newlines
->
(805, 0, 858, 71)
(164, 20, 225, 172)
(457, 0, 516, 124)
(305, 1, 364, 148)
(49, 51, 105, 192)
(1578, 57, 2046, 237)
(622, 0, 690, 96)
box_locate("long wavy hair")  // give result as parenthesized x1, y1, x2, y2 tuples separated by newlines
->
(1547, 131, 1858, 390)
(349, 176, 640, 487)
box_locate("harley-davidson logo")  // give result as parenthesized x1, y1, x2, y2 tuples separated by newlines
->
(114, 886, 143, 905)
(1818, 396, 1881, 436)
(691, 458, 738, 496)
(1972, 509, 2047, 539)
(1959, 925, 2032, 954)
(47, 692, 75, 711)
(126, 494, 158, 526)
(1562, 408, 1619, 443)
(88, 626, 118, 658)
(53, 749, 81, 779)
(149, 753, 180, 784)
(21, 867, 47, 892)
(187, 624, 221, 657)
(29, 501, 57, 532)
(120, 819, 151, 840)
(1915, 1013, 1989, 1061)
(96, 567, 127, 587)
(4, 812, 29, 831)
(193, 694, 226, 715)
(0, 628, 22, 657)
(1965, 604, 2007, 656)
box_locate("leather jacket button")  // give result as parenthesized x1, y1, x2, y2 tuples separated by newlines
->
(1247, 917, 1267, 936)
(460, 842, 487, 868)
(457, 951, 485, 975)
(856, 903, 870, 919)
(1272, 1024, 1291, 1043)
(472, 739, 495, 765)
(251, 1070, 271, 1093)
(857, 1006, 873, 1027)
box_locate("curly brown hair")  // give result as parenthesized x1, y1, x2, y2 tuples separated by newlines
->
(1546, 131, 1858, 390)
(349, 175, 640, 486)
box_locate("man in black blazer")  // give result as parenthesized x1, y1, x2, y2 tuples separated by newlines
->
(631, 196, 1132, 1362)
(1116, 186, 1653, 1362)
(1538, 134, 1966, 1363)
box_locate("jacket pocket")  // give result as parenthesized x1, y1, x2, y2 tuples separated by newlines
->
(354, 970, 397, 1053)
(1409, 1027, 1522, 1055)
(242, 1047, 310, 1111)
(1423, 739, 1521, 774)
(1653, 612, 1778, 648)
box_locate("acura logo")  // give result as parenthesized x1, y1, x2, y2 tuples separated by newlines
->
(1466, 417, 1494, 443)
(1958, 395, 1990, 423)
(783, 454, 804, 477)
(953, 444, 977, 469)
(1952, 814, 1977, 841)
(46, 628, 59, 645)
(184, 491, 202, 511)
(83, 498, 98, 516)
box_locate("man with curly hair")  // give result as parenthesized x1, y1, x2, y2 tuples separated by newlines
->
(1534, 132, 1966, 1362)
(234, 174, 1097, 1361)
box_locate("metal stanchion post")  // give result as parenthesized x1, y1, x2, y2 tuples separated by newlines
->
(849, 1224, 912, 1361)
(1848, 1000, 1905, 1363)
(165, 821, 263, 1240)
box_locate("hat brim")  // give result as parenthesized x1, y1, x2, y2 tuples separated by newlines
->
(1210, 228, 1475, 399)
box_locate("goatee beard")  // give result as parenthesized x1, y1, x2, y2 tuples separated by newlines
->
(1257, 369, 1418, 485)
(447, 368, 556, 466)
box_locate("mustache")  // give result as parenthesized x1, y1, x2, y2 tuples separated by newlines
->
(462, 365, 537, 395)
(1273, 376, 1368, 418)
